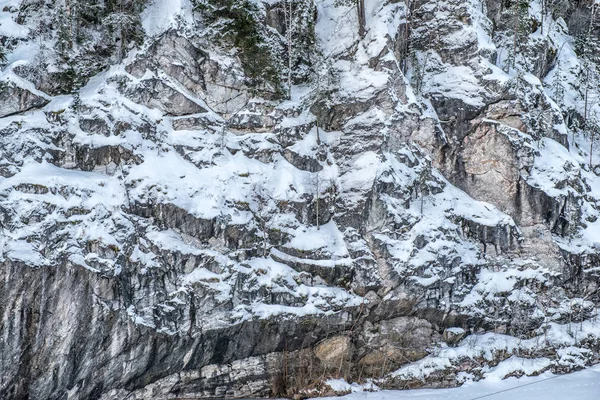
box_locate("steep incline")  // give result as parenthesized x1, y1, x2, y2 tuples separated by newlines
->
(1, 0, 600, 398)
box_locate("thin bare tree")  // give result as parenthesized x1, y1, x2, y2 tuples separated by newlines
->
(356, 0, 366, 38)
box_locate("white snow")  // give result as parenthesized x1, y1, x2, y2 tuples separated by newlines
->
(324, 364, 600, 399)
(0, 2, 29, 38)
(422, 63, 486, 108)
(286, 221, 349, 258)
(315, 1, 358, 58)
(140, 0, 194, 38)
(326, 378, 379, 394)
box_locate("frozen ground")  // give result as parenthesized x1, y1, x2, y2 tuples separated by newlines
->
(324, 364, 600, 399)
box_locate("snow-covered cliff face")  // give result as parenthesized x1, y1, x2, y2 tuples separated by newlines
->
(2, 0, 600, 398)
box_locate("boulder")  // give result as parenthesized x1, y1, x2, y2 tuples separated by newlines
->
(314, 336, 354, 366)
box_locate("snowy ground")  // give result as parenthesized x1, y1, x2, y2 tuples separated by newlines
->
(323, 364, 600, 400)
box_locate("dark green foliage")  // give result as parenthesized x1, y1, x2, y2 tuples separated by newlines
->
(573, 3, 600, 66)
(104, 0, 146, 14)
(103, 9, 145, 60)
(103, 0, 146, 52)
(286, 0, 317, 85)
(45, 0, 146, 93)
(55, 7, 72, 58)
(504, 0, 531, 73)
(195, 0, 282, 92)
(574, 34, 600, 63)
(516, 0, 532, 32)
(78, 2, 105, 26)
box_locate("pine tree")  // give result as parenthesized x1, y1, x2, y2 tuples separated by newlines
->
(68, 0, 83, 48)
(572, 1, 600, 167)
(250, 183, 274, 257)
(401, 0, 413, 74)
(71, 92, 82, 113)
(104, 0, 144, 62)
(552, 57, 565, 105)
(54, 0, 94, 55)
(281, 0, 317, 97)
(56, 6, 73, 58)
(53, 2, 80, 92)
(194, 0, 283, 92)
(575, 2, 600, 125)
(284, 0, 296, 99)
(505, 0, 530, 74)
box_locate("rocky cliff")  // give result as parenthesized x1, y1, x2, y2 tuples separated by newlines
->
(2, 0, 600, 398)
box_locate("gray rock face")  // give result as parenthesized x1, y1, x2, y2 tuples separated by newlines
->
(2, 0, 600, 398)
(0, 80, 48, 118)
(126, 31, 256, 115)
(125, 78, 208, 116)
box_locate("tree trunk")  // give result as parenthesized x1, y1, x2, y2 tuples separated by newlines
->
(316, 120, 320, 230)
(402, 0, 411, 74)
(590, 131, 594, 167)
(541, 0, 544, 36)
(584, 65, 590, 123)
(65, 0, 73, 50)
(287, 0, 293, 99)
(357, 0, 366, 38)
(510, 4, 519, 74)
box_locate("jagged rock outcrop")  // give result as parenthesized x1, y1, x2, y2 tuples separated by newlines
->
(2, 0, 600, 398)
(0, 79, 48, 117)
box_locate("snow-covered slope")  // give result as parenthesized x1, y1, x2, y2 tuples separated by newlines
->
(325, 363, 600, 399)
